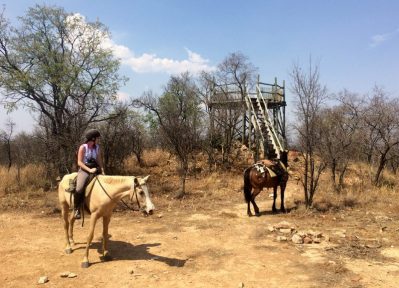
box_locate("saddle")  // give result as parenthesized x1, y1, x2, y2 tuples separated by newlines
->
(64, 173, 97, 196)
(65, 177, 77, 193)
(255, 159, 287, 178)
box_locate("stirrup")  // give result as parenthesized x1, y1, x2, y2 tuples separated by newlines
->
(74, 209, 81, 219)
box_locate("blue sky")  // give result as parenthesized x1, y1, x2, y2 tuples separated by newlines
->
(1, 0, 399, 132)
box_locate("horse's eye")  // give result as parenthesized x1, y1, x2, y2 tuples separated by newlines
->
(139, 191, 145, 197)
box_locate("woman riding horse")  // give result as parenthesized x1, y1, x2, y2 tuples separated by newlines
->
(59, 173, 155, 268)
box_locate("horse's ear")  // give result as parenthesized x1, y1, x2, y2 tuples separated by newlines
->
(143, 175, 150, 182)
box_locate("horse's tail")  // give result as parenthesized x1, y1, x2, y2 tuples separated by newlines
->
(243, 167, 252, 203)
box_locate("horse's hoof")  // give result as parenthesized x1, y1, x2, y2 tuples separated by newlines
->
(81, 262, 90, 268)
(255, 212, 260, 217)
(65, 248, 72, 254)
(281, 208, 286, 213)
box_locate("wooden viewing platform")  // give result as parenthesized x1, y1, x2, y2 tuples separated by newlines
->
(207, 76, 287, 161)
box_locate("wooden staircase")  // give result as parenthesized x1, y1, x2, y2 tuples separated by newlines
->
(245, 82, 285, 160)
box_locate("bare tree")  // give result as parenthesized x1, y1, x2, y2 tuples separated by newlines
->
(100, 105, 147, 173)
(134, 73, 203, 198)
(361, 87, 399, 185)
(318, 90, 362, 191)
(388, 144, 399, 174)
(200, 52, 257, 164)
(290, 59, 328, 207)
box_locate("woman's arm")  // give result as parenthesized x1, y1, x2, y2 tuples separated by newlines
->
(97, 148, 105, 175)
(77, 145, 97, 174)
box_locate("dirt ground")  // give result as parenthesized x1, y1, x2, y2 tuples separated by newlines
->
(1, 176, 399, 288)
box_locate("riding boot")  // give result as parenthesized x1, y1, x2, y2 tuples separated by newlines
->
(73, 193, 83, 219)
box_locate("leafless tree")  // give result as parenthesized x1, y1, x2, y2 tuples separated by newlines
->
(361, 87, 399, 185)
(134, 73, 203, 198)
(388, 144, 399, 174)
(318, 90, 362, 191)
(200, 52, 257, 164)
(100, 105, 147, 173)
(290, 59, 328, 207)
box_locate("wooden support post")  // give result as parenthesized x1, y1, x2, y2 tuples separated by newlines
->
(241, 85, 246, 144)
(248, 105, 252, 153)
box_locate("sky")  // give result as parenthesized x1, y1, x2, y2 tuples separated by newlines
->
(1, 0, 399, 133)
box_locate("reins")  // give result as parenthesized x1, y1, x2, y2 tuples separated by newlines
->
(94, 176, 141, 212)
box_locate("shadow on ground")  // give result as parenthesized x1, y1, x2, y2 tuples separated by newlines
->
(74, 240, 187, 267)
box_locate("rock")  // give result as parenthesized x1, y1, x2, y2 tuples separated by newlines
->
(267, 226, 275, 232)
(279, 228, 292, 234)
(238, 282, 245, 288)
(313, 237, 322, 244)
(67, 273, 77, 278)
(297, 231, 307, 237)
(276, 236, 287, 242)
(38, 276, 48, 284)
(60, 272, 70, 278)
(292, 234, 304, 244)
(303, 236, 313, 244)
(307, 230, 322, 237)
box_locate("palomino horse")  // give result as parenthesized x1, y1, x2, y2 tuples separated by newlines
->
(58, 173, 155, 268)
(243, 151, 289, 216)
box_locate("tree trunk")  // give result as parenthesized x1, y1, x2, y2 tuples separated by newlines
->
(6, 139, 12, 171)
(303, 152, 309, 208)
(374, 154, 387, 186)
(175, 159, 188, 199)
(338, 165, 347, 191)
(330, 159, 337, 192)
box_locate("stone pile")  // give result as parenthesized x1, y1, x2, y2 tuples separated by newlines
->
(268, 221, 328, 244)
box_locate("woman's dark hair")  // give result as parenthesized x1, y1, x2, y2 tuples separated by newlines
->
(85, 129, 101, 142)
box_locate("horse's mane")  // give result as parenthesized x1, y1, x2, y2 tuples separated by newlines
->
(100, 175, 131, 185)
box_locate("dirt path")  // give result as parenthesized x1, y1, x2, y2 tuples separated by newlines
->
(1, 184, 399, 288)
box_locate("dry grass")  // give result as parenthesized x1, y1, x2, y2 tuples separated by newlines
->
(0, 164, 50, 195)
(286, 153, 399, 215)
(1, 148, 398, 215)
(306, 161, 399, 214)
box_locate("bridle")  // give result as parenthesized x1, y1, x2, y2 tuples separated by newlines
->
(95, 176, 142, 212)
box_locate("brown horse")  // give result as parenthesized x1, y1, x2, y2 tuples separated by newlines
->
(58, 173, 155, 268)
(243, 151, 289, 216)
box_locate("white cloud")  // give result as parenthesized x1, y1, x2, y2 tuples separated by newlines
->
(118, 46, 215, 74)
(66, 13, 215, 75)
(101, 34, 215, 75)
(369, 28, 399, 48)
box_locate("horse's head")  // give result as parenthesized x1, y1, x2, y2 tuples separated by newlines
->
(132, 175, 155, 216)
(280, 150, 289, 168)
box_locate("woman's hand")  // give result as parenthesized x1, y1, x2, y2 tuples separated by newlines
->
(89, 167, 97, 174)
